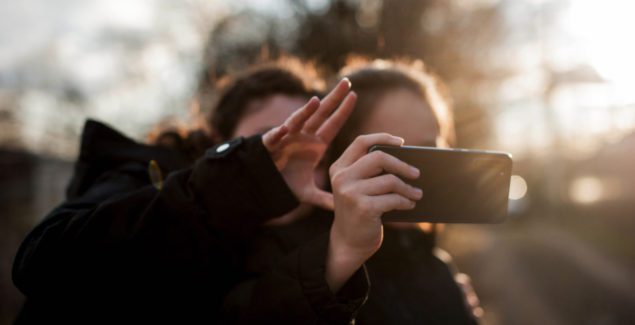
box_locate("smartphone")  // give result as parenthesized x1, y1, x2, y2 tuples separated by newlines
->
(369, 145, 513, 223)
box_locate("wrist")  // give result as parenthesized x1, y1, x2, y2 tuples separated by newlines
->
(329, 228, 375, 264)
(325, 228, 372, 293)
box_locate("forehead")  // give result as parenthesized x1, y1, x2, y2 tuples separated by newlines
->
(232, 94, 306, 138)
(357, 89, 439, 146)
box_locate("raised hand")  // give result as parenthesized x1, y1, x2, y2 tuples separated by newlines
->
(262, 79, 357, 210)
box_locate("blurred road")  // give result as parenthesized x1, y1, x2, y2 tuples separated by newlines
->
(444, 215, 635, 325)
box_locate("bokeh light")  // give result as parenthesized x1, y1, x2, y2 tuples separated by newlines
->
(509, 175, 528, 200)
(569, 176, 604, 205)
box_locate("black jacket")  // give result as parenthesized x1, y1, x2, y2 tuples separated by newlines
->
(12, 120, 368, 324)
(244, 211, 478, 325)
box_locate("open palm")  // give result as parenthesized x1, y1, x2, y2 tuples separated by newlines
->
(263, 79, 357, 210)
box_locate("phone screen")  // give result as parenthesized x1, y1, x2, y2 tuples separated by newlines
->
(369, 145, 512, 223)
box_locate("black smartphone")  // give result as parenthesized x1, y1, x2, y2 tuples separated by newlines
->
(369, 145, 513, 223)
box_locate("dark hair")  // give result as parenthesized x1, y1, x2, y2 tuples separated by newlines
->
(330, 58, 456, 162)
(205, 58, 323, 142)
(149, 57, 322, 160)
(147, 116, 213, 163)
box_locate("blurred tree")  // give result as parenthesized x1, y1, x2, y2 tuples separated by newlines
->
(201, 0, 510, 147)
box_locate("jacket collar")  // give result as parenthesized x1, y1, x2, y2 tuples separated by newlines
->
(66, 119, 191, 199)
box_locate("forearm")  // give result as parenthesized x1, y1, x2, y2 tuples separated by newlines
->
(14, 136, 299, 296)
(179, 135, 299, 230)
(325, 229, 370, 293)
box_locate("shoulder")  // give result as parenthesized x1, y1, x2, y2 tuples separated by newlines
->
(67, 119, 191, 200)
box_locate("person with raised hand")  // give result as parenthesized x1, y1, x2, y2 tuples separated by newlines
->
(12, 67, 360, 323)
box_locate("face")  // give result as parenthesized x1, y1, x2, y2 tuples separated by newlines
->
(232, 94, 323, 226)
(357, 88, 441, 147)
(232, 94, 307, 138)
(357, 88, 442, 231)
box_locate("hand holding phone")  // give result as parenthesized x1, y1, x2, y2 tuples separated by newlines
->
(326, 134, 421, 292)
(369, 145, 512, 223)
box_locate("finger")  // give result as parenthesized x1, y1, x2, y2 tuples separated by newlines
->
(357, 174, 422, 200)
(303, 78, 351, 133)
(348, 150, 419, 180)
(286, 96, 320, 133)
(307, 189, 334, 211)
(367, 193, 416, 213)
(262, 124, 289, 151)
(335, 133, 405, 168)
(316, 91, 357, 143)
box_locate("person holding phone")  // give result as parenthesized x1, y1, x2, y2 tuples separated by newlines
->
(330, 58, 481, 324)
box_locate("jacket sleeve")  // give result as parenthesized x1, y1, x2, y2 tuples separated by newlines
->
(12, 135, 299, 299)
(221, 233, 370, 325)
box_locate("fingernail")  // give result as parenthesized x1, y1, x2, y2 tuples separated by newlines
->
(342, 77, 351, 88)
(396, 137, 405, 146)
(410, 166, 420, 177)
(410, 200, 416, 208)
(414, 187, 423, 198)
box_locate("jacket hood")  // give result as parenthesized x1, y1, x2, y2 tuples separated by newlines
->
(66, 119, 191, 199)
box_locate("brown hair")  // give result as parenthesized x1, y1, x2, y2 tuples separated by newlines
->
(149, 57, 323, 160)
(330, 57, 456, 162)
(206, 58, 323, 142)
(146, 111, 213, 163)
